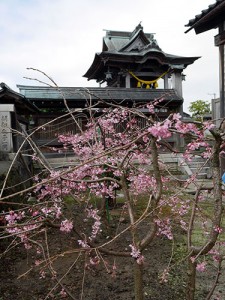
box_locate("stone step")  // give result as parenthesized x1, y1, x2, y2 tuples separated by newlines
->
(189, 167, 210, 173)
(196, 173, 208, 179)
(188, 161, 210, 168)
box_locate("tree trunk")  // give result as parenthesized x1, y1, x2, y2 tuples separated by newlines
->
(186, 258, 197, 300)
(134, 261, 144, 300)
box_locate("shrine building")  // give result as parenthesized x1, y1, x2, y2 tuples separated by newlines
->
(0, 24, 200, 153)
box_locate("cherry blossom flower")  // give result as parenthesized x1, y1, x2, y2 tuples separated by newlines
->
(85, 208, 102, 240)
(59, 289, 67, 298)
(196, 262, 206, 272)
(160, 268, 169, 283)
(214, 226, 223, 234)
(39, 270, 46, 279)
(90, 256, 100, 266)
(172, 113, 181, 121)
(146, 103, 155, 114)
(209, 248, 221, 262)
(129, 244, 145, 265)
(148, 121, 171, 140)
(203, 121, 215, 130)
(60, 219, 73, 233)
(78, 239, 90, 248)
(155, 218, 173, 240)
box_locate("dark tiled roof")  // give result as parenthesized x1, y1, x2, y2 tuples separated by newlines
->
(0, 82, 39, 113)
(185, 0, 225, 33)
(84, 25, 199, 81)
(18, 86, 182, 108)
(103, 25, 161, 52)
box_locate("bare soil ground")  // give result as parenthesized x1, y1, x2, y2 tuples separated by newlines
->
(0, 203, 220, 300)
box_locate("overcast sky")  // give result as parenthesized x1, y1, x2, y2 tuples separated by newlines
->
(0, 0, 220, 113)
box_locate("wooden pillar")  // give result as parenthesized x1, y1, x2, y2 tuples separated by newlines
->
(171, 71, 183, 98)
(219, 42, 225, 120)
(125, 73, 131, 88)
(164, 73, 169, 89)
(171, 70, 184, 150)
(216, 22, 225, 175)
(215, 22, 225, 120)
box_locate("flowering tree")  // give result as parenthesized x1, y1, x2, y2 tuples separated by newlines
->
(0, 82, 224, 299)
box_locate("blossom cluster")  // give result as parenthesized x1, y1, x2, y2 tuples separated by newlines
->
(129, 244, 145, 265)
(2, 102, 221, 300)
(60, 219, 73, 233)
(85, 207, 102, 241)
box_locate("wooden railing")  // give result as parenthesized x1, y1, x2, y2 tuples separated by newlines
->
(31, 114, 86, 146)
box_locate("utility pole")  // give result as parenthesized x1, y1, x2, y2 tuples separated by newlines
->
(208, 93, 216, 99)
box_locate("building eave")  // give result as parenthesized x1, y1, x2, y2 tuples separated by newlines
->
(0, 82, 39, 113)
(83, 51, 200, 81)
(185, 0, 225, 34)
(17, 85, 183, 109)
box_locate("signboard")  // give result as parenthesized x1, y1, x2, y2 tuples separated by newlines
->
(0, 111, 12, 152)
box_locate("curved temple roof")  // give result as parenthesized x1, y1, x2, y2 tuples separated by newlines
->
(84, 25, 199, 82)
(102, 23, 161, 52)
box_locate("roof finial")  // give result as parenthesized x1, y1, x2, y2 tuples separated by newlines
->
(136, 22, 143, 30)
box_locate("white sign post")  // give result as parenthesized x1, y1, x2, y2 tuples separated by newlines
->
(0, 105, 14, 153)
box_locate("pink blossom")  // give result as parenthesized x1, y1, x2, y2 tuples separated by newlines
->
(190, 256, 196, 263)
(172, 113, 181, 121)
(50, 170, 60, 178)
(197, 194, 205, 202)
(209, 248, 221, 262)
(41, 207, 53, 217)
(5, 211, 18, 224)
(155, 218, 173, 240)
(148, 121, 171, 140)
(32, 154, 39, 161)
(129, 244, 145, 265)
(146, 103, 155, 114)
(179, 220, 188, 231)
(54, 205, 62, 219)
(60, 219, 73, 233)
(112, 263, 117, 278)
(203, 121, 215, 130)
(187, 141, 209, 152)
(89, 256, 100, 266)
(129, 244, 141, 258)
(136, 255, 145, 265)
(214, 226, 223, 234)
(5, 210, 24, 224)
(78, 239, 90, 248)
(196, 261, 206, 272)
(175, 121, 199, 135)
(202, 149, 212, 159)
(59, 289, 67, 298)
(86, 208, 102, 240)
(160, 268, 169, 283)
(129, 173, 156, 194)
(39, 270, 46, 279)
(35, 260, 41, 266)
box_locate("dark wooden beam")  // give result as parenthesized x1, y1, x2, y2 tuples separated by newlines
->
(215, 30, 225, 47)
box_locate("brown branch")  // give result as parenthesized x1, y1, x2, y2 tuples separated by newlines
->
(188, 188, 201, 250)
(206, 256, 223, 300)
(60, 176, 121, 186)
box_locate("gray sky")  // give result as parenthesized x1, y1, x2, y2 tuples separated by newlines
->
(0, 0, 219, 113)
